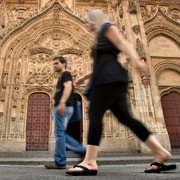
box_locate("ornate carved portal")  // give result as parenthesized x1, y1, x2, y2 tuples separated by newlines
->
(0, 0, 179, 152)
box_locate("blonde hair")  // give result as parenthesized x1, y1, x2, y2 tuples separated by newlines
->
(83, 9, 109, 33)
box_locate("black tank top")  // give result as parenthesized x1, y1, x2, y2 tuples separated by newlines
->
(91, 22, 129, 87)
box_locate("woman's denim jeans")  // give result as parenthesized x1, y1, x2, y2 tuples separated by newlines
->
(53, 106, 85, 166)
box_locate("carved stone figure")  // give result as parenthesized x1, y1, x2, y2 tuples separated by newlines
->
(129, 0, 137, 14)
(136, 38, 146, 58)
(132, 25, 140, 34)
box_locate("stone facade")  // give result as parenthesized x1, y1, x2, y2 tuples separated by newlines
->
(0, 0, 179, 153)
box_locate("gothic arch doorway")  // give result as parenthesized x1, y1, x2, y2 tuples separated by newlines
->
(66, 93, 83, 144)
(26, 92, 50, 151)
(161, 92, 180, 148)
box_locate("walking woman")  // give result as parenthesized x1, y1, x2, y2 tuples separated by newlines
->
(66, 9, 176, 176)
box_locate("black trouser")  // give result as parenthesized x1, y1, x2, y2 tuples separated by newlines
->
(87, 82, 151, 146)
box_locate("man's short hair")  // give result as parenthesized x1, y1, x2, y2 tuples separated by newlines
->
(53, 56, 67, 68)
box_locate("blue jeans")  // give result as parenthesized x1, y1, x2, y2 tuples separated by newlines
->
(53, 106, 85, 166)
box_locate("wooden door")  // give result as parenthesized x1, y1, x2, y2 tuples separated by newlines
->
(26, 93, 50, 151)
(161, 92, 180, 148)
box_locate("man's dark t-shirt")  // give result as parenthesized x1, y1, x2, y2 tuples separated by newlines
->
(54, 71, 74, 106)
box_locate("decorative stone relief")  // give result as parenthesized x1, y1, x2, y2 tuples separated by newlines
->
(128, 0, 137, 14)
(75, 0, 107, 19)
(0, 88, 6, 101)
(119, 5, 123, 18)
(53, 2, 60, 20)
(103, 110, 127, 138)
(110, 0, 122, 9)
(14, 60, 22, 85)
(169, 6, 180, 21)
(0, 4, 5, 27)
(141, 75, 150, 88)
(12, 87, 19, 107)
(139, 4, 180, 23)
(132, 25, 140, 35)
(1, 3, 38, 38)
(27, 54, 53, 85)
(140, 5, 150, 21)
(123, 57, 135, 106)
(2, 73, 8, 89)
(60, 0, 72, 11)
(0, 2, 5, 39)
(89, 0, 95, 6)
(105, 0, 123, 28)
(136, 38, 146, 58)
(150, 4, 158, 15)
(29, 47, 53, 55)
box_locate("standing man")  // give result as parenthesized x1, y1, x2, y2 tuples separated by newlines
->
(45, 56, 86, 169)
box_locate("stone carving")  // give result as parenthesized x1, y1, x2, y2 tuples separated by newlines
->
(169, 7, 180, 21)
(0, 2, 38, 40)
(110, 0, 122, 9)
(0, 88, 5, 101)
(141, 75, 150, 87)
(124, 58, 136, 106)
(27, 54, 53, 85)
(60, 0, 72, 11)
(12, 87, 19, 107)
(89, 0, 95, 6)
(150, 5, 158, 15)
(29, 47, 53, 55)
(14, 72, 21, 84)
(2, 73, 8, 88)
(119, 5, 123, 18)
(53, 3, 60, 20)
(132, 25, 140, 35)
(136, 38, 146, 59)
(129, 0, 137, 14)
(140, 5, 150, 21)
(0, 3, 5, 28)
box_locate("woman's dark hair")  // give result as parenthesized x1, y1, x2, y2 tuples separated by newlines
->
(53, 56, 67, 68)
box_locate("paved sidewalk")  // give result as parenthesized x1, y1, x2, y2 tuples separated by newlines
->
(0, 150, 180, 165)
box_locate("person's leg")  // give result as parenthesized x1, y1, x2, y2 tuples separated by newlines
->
(66, 85, 114, 173)
(110, 84, 172, 170)
(66, 134, 86, 154)
(144, 135, 172, 171)
(53, 106, 66, 166)
(64, 106, 86, 155)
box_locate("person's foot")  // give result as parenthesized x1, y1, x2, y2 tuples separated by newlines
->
(66, 164, 98, 176)
(144, 162, 177, 173)
(145, 150, 172, 172)
(44, 162, 66, 169)
(66, 163, 98, 176)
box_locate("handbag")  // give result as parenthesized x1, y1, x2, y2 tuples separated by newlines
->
(69, 100, 82, 122)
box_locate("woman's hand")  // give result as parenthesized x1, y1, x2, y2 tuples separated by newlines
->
(75, 76, 85, 86)
(135, 60, 149, 78)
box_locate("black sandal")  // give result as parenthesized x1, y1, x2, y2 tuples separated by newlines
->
(144, 162, 177, 173)
(66, 165, 97, 176)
